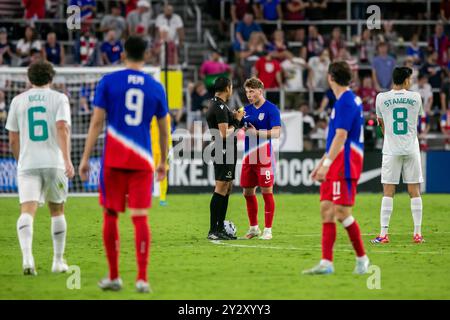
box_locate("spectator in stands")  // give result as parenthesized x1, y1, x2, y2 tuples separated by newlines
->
(155, 4, 185, 47)
(411, 73, 434, 115)
(407, 34, 424, 66)
(328, 27, 345, 61)
(151, 26, 178, 66)
(281, 46, 309, 109)
(123, 0, 138, 17)
(371, 42, 396, 91)
(284, 0, 307, 21)
(404, 56, 419, 86)
(231, 0, 257, 23)
(127, 0, 152, 37)
(428, 22, 448, 67)
(254, 51, 282, 88)
(440, 108, 450, 150)
(22, 0, 45, 20)
(357, 76, 377, 113)
(16, 26, 41, 67)
(307, 48, 330, 90)
(100, 4, 127, 40)
(381, 21, 399, 44)
(43, 32, 65, 66)
(239, 31, 269, 80)
(269, 29, 292, 61)
(304, 0, 327, 20)
(79, 82, 96, 114)
(317, 87, 335, 116)
(189, 81, 211, 130)
(306, 25, 324, 58)
(420, 50, 443, 89)
(74, 28, 100, 66)
(355, 28, 375, 64)
(70, 0, 97, 32)
(233, 13, 262, 52)
(253, 0, 283, 21)
(0, 28, 15, 66)
(336, 47, 358, 85)
(200, 50, 232, 91)
(100, 30, 123, 65)
(310, 117, 328, 149)
(441, 75, 450, 113)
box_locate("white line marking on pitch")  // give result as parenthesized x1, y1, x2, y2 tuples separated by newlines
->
(292, 231, 450, 237)
(210, 241, 450, 255)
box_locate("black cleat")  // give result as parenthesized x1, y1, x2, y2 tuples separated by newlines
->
(217, 229, 237, 240)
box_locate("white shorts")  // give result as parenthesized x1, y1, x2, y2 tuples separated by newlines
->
(381, 153, 424, 185)
(18, 168, 68, 205)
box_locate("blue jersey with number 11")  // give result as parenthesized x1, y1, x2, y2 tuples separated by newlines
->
(94, 69, 168, 171)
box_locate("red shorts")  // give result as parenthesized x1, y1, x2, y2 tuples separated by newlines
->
(320, 179, 357, 206)
(240, 163, 274, 188)
(99, 167, 153, 212)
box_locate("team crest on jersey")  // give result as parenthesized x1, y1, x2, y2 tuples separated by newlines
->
(258, 113, 265, 121)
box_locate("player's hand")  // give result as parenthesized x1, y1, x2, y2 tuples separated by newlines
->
(64, 160, 75, 179)
(310, 165, 320, 181)
(315, 165, 329, 182)
(245, 123, 258, 136)
(78, 158, 90, 182)
(156, 163, 167, 182)
(234, 107, 244, 121)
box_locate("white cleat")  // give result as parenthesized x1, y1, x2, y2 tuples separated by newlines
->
(52, 259, 69, 273)
(98, 277, 123, 291)
(136, 280, 152, 293)
(23, 257, 37, 276)
(244, 227, 261, 239)
(353, 256, 370, 275)
(302, 262, 334, 275)
(259, 228, 273, 240)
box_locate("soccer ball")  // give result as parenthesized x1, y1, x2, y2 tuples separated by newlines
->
(223, 220, 237, 237)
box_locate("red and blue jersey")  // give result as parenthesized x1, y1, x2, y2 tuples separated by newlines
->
(326, 90, 364, 180)
(242, 100, 281, 166)
(94, 69, 168, 171)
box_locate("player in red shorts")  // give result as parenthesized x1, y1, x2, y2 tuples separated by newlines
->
(79, 37, 169, 292)
(240, 78, 281, 240)
(303, 61, 370, 275)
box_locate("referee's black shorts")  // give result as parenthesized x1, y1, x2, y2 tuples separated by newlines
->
(213, 148, 237, 182)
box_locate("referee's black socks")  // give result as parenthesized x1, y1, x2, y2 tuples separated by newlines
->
(210, 192, 226, 234)
(218, 194, 230, 230)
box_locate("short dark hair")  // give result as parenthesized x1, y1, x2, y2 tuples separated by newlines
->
(214, 77, 231, 93)
(27, 61, 55, 86)
(124, 36, 147, 62)
(392, 67, 412, 85)
(328, 61, 352, 86)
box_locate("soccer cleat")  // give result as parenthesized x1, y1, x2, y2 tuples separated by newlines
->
(207, 232, 219, 240)
(245, 227, 261, 239)
(259, 228, 272, 240)
(23, 266, 37, 276)
(370, 234, 390, 244)
(52, 259, 69, 273)
(136, 280, 152, 293)
(159, 200, 168, 207)
(413, 234, 425, 243)
(216, 229, 237, 240)
(98, 277, 123, 291)
(302, 262, 334, 275)
(353, 256, 370, 275)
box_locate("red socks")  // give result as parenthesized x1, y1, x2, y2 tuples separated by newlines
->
(132, 215, 151, 282)
(262, 193, 275, 228)
(245, 195, 258, 226)
(322, 223, 337, 261)
(103, 212, 119, 280)
(345, 219, 366, 258)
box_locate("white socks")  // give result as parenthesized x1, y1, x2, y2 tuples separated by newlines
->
(411, 197, 423, 235)
(17, 213, 34, 267)
(380, 197, 393, 237)
(51, 215, 67, 261)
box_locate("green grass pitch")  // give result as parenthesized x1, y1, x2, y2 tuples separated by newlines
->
(0, 194, 449, 300)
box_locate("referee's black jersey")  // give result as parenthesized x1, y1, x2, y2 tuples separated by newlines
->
(206, 96, 234, 132)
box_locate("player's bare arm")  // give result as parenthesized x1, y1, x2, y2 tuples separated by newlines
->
(377, 117, 385, 135)
(79, 108, 106, 181)
(315, 129, 348, 182)
(56, 120, 74, 178)
(156, 115, 169, 182)
(246, 124, 281, 139)
(8, 131, 19, 161)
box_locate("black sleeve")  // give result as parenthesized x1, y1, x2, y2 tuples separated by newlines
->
(215, 105, 229, 124)
(232, 118, 244, 129)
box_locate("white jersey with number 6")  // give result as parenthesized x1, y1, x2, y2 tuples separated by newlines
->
(376, 89, 423, 156)
(5, 87, 71, 173)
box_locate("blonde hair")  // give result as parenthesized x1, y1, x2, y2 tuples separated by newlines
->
(244, 77, 264, 90)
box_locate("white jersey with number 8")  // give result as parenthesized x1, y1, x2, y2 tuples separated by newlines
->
(5, 87, 71, 173)
(376, 89, 423, 156)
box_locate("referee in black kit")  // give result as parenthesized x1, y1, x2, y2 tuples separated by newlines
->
(206, 77, 244, 240)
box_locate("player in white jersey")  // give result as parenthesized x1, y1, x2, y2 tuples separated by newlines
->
(5, 61, 75, 275)
(372, 67, 425, 244)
